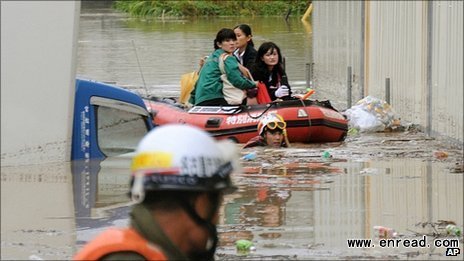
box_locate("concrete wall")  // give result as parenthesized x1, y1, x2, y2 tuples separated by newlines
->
(312, 1, 463, 145)
(1, 1, 81, 166)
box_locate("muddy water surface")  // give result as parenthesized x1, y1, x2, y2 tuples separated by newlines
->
(216, 131, 463, 260)
(1, 131, 462, 260)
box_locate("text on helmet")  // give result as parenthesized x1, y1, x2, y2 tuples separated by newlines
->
(181, 156, 223, 177)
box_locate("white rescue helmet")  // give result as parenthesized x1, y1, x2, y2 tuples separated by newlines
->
(257, 113, 287, 136)
(130, 124, 238, 202)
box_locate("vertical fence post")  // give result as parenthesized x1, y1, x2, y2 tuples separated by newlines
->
(360, 1, 365, 99)
(305, 63, 313, 89)
(426, 1, 433, 136)
(347, 66, 352, 109)
(385, 77, 391, 104)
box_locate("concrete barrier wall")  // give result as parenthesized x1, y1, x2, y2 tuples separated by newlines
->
(312, 1, 463, 145)
(1, 1, 81, 166)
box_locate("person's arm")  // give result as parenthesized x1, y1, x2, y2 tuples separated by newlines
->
(275, 71, 292, 98)
(238, 63, 253, 80)
(223, 56, 256, 90)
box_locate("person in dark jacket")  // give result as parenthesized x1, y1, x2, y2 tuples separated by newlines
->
(233, 24, 257, 70)
(251, 42, 293, 101)
(234, 24, 259, 103)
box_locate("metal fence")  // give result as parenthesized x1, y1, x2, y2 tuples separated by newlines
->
(312, 1, 463, 145)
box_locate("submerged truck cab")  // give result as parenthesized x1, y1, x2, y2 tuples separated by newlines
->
(72, 78, 153, 161)
(71, 78, 153, 220)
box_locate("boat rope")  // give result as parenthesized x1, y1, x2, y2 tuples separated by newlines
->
(244, 102, 277, 119)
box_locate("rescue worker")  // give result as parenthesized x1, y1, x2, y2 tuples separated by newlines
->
(74, 124, 239, 261)
(243, 113, 290, 149)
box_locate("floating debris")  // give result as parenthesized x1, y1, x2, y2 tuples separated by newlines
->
(345, 96, 400, 133)
(434, 151, 449, 159)
(322, 151, 331, 159)
(409, 220, 462, 237)
(450, 162, 464, 173)
(446, 225, 462, 237)
(235, 239, 256, 255)
(242, 152, 257, 161)
(373, 225, 398, 238)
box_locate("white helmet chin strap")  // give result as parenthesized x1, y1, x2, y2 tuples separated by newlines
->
(205, 237, 214, 250)
(131, 172, 145, 203)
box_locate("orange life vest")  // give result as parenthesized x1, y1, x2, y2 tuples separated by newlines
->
(73, 227, 167, 261)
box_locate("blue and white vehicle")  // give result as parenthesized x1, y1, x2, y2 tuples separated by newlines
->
(71, 78, 154, 221)
(72, 78, 154, 161)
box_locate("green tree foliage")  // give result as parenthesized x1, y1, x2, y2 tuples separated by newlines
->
(114, 0, 310, 18)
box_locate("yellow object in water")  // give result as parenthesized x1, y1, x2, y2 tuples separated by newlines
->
(301, 3, 313, 21)
(179, 71, 199, 105)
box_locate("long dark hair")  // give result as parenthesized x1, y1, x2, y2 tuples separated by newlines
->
(233, 24, 254, 47)
(252, 42, 285, 83)
(214, 28, 236, 50)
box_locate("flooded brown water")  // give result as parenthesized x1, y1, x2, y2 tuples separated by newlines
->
(1, 130, 462, 260)
(1, 2, 462, 261)
(218, 130, 463, 260)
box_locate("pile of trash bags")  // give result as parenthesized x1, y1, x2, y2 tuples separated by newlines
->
(344, 96, 401, 132)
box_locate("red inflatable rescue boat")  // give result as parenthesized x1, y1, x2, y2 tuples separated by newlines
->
(144, 98, 348, 143)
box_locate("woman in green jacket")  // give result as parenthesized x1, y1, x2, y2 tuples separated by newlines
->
(190, 28, 256, 106)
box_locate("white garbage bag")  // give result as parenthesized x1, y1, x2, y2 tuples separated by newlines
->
(345, 96, 399, 132)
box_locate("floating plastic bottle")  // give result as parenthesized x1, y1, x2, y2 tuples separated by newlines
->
(433, 151, 449, 159)
(373, 225, 398, 238)
(242, 152, 257, 161)
(236, 239, 255, 255)
(322, 151, 331, 159)
(446, 225, 462, 237)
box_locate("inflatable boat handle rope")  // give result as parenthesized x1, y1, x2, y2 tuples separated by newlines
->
(243, 102, 278, 119)
(242, 98, 312, 122)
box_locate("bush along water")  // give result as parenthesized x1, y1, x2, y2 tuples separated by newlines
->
(114, 0, 310, 18)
